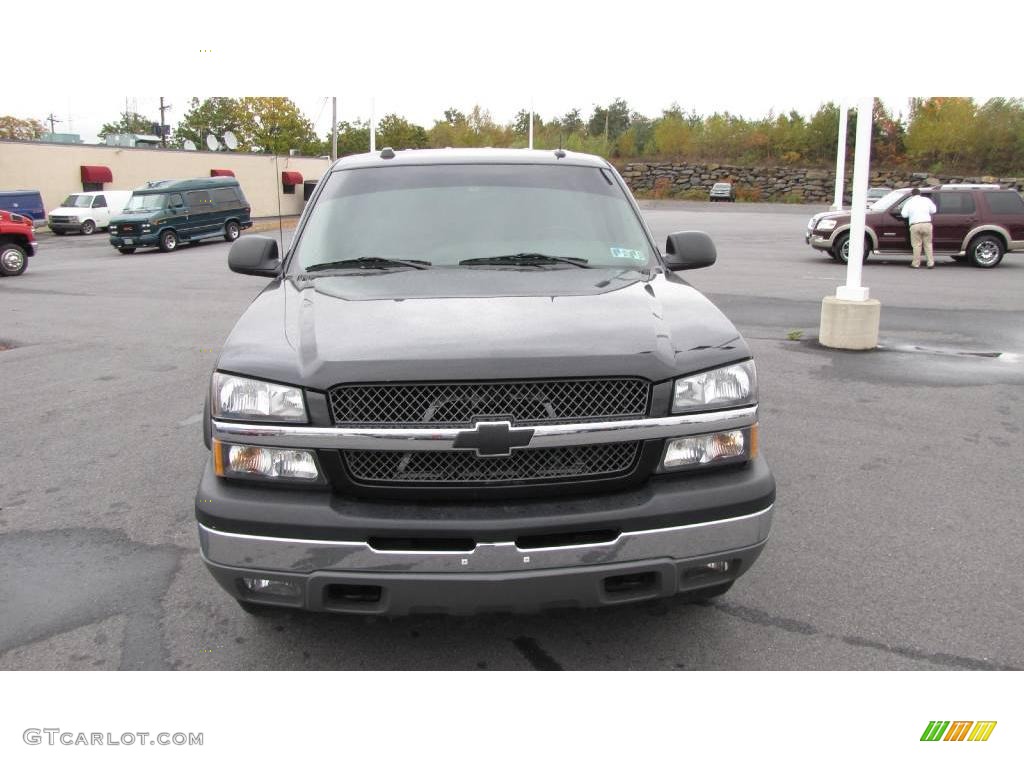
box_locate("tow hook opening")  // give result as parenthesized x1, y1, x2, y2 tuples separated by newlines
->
(603, 571, 660, 598)
(324, 583, 383, 605)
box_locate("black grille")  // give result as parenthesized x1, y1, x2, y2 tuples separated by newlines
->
(328, 379, 650, 427)
(343, 442, 642, 485)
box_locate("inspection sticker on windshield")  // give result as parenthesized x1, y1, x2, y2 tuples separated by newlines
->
(610, 247, 646, 262)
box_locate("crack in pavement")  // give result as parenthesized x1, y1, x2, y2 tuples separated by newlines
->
(708, 601, 1018, 671)
(513, 636, 563, 671)
(0, 528, 187, 670)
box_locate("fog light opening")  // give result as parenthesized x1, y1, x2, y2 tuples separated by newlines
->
(682, 560, 736, 582)
(240, 576, 300, 599)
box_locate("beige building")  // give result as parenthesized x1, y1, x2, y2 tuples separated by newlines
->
(0, 140, 332, 220)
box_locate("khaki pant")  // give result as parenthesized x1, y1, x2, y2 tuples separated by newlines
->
(910, 222, 934, 267)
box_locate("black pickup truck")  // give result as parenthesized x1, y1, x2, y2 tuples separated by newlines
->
(196, 148, 775, 615)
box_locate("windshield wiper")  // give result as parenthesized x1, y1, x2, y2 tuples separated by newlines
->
(306, 257, 431, 272)
(459, 253, 591, 268)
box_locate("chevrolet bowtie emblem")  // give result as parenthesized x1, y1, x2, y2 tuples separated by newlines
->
(452, 421, 535, 457)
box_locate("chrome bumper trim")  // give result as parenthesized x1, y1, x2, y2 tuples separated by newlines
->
(211, 406, 758, 451)
(199, 505, 773, 574)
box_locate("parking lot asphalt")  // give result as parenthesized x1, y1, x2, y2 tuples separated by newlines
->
(2, 202, 1022, 670)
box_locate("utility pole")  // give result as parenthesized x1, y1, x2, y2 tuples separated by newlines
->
(331, 97, 338, 161)
(159, 97, 172, 147)
(45, 113, 62, 134)
(604, 109, 609, 149)
(528, 98, 534, 150)
(370, 97, 376, 153)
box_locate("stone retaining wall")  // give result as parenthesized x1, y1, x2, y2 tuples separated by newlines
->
(617, 161, 1024, 202)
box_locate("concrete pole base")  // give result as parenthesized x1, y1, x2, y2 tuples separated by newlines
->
(819, 296, 881, 350)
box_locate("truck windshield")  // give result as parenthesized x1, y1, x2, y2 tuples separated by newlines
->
(870, 189, 909, 211)
(125, 194, 167, 212)
(294, 164, 655, 272)
(61, 194, 93, 207)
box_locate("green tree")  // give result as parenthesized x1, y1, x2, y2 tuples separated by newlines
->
(561, 108, 584, 134)
(652, 115, 694, 157)
(99, 111, 154, 139)
(587, 98, 631, 144)
(238, 96, 321, 155)
(905, 97, 977, 170)
(0, 115, 45, 140)
(172, 97, 245, 150)
(327, 119, 370, 156)
(968, 98, 1024, 174)
(375, 113, 428, 150)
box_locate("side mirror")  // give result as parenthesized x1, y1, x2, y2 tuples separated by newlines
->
(663, 231, 717, 271)
(229, 235, 280, 277)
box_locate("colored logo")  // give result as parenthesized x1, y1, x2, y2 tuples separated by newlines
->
(921, 721, 997, 742)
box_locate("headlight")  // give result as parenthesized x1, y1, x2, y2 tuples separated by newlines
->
(212, 372, 307, 422)
(109, 225, 117, 232)
(672, 360, 756, 413)
(816, 219, 838, 232)
(213, 439, 321, 482)
(659, 425, 758, 472)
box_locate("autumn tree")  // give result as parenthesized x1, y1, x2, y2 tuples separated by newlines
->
(0, 116, 45, 140)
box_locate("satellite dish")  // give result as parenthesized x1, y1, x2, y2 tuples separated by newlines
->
(183, 140, 197, 151)
(205, 134, 219, 151)
(223, 131, 238, 150)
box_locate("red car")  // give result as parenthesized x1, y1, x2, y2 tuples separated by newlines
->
(0, 209, 38, 276)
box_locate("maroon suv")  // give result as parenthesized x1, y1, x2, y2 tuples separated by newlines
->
(806, 184, 1024, 268)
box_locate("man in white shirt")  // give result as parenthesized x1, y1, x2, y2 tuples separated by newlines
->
(900, 188, 938, 269)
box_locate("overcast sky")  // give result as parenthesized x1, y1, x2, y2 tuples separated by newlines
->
(5, 1, 1017, 145)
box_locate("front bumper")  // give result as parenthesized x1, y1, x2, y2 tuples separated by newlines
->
(808, 232, 835, 250)
(109, 232, 158, 247)
(196, 448, 775, 613)
(48, 222, 83, 233)
(200, 507, 771, 615)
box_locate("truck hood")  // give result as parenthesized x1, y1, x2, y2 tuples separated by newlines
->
(217, 268, 750, 390)
(49, 206, 90, 217)
(110, 213, 157, 225)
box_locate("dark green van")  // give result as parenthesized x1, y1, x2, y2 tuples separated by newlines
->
(108, 177, 252, 254)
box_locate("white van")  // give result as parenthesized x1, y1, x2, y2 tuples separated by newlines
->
(47, 190, 132, 235)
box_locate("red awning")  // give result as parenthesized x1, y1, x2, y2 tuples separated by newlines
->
(80, 165, 113, 183)
(281, 171, 303, 186)
(210, 169, 235, 177)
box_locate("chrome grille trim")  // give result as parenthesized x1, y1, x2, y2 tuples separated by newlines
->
(211, 406, 758, 451)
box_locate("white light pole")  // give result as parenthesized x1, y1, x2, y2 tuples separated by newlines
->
(370, 97, 376, 153)
(819, 96, 880, 351)
(831, 104, 848, 211)
(836, 97, 874, 302)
